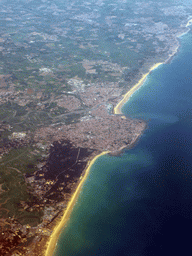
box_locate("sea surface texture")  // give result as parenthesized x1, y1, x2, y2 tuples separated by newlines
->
(54, 32, 192, 256)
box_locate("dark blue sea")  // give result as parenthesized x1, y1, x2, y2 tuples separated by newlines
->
(54, 32, 192, 256)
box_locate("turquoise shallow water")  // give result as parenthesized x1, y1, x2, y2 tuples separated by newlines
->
(54, 31, 192, 256)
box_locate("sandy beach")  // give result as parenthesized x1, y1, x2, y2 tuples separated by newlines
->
(43, 61, 169, 256)
(114, 62, 163, 115)
(186, 19, 192, 27)
(44, 63, 163, 256)
(45, 151, 109, 256)
(44, 17, 192, 256)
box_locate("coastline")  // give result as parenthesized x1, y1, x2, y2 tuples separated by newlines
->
(114, 18, 192, 116)
(44, 18, 192, 256)
(114, 62, 163, 115)
(44, 61, 161, 256)
(45, 151, 109, 256)
(186, 19, 192, 27)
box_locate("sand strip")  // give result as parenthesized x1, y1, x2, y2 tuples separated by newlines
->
(114, 62, 163, 115)
(45, 62, 162, 255)
(114, 18, 192, 115)
(186, 19, 192, 27)
(45, 151, 109, 256)
(45, 18, 192, 256)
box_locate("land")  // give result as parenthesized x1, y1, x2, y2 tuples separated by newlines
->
(0, 0, 192, 255)
(45, 151, 109, 256)
(114, 62, 163, 114)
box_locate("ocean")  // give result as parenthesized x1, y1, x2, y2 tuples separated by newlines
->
(54, 31, 192, 256)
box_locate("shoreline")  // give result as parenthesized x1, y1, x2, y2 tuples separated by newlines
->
(44, 61, 161, 256)
(109, 121, 148, 157)
(186, 19, 192, 28)
(114, 18, 192, 116)
(45, 151, 109, 256)
(114, 62, 163, 115)
(44, 18, 192, 256)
